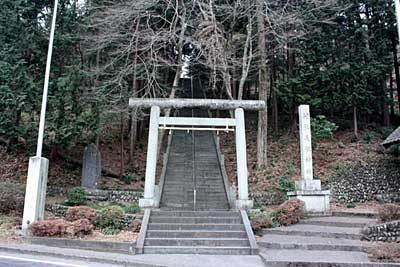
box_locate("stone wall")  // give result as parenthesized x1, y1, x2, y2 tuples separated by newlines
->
(86, 189, 143, 203)
(329, 159, 400, 203)
(362, 220, 400, 242)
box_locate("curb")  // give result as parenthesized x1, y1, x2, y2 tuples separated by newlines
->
(0, 243, 167, 267)
(27, 237, 135, 254)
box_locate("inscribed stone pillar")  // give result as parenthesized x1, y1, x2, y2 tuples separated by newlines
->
(287, 105, 330, 214)
(81, 144, 101, 188)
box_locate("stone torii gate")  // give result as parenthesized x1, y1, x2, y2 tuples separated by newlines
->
(129, 98, 266, 210)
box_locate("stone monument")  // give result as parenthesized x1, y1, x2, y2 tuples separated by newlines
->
(81, 144, 101, 188)
(288, 105, 330, 214)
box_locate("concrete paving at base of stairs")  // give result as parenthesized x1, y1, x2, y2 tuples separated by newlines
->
(0, 243, 267, 267)
(259, 250, 400, 267)
(258, 234, 369, 251)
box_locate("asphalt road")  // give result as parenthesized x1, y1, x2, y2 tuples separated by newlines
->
(0, 253, 123, 267)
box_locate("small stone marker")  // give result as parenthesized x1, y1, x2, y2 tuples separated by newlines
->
(81, 144, 101, 188)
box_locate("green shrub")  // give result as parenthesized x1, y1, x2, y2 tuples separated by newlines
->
(277, 161, 295, 202)
(362, 131, 375, 144)
(123, 205, 141, 214)
(67, 187, 87, 206)
(272, 199, 305, 226)
(123, 174, 139, 185)
(97, 205, 124, 229)
(0, 182, 25, 214)
(102, 226, 120, 235)
(346, 203, 356, 209)
(311, 115, 338, 146)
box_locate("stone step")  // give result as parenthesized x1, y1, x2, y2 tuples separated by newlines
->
(143, 246, 251, 255)
(258, 234, 366, 252)
(300, 216, 376, 228)
(149, 217, 241, 224)
(151, 210, 239, 217)
(260, 249, 370, 266)
(146, 230, 247, 239)
(148, 223, 245, 231)
(262, 225, 362, 240)
(332, 211, 377, 219)
(144, 238, 250, 247)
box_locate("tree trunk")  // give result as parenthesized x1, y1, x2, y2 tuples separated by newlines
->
(129, 21, 140, 163)
(383, 77, 390, 127)
(390, 74, 395, 117)
(288, 46, 296, 133)
(120, 112, 125, 179)
(392, 36, 400, 114)
(238, 20, 253, 100)
(256, 0, 268, 168)
(353, 105, 358, 137)
(271, 48, 278, 131)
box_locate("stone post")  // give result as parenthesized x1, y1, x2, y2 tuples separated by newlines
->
(22, 156, 49, 235)
(139, 106, 160, 208)
(235, 108, 253, 209)
(287, 105, 330, 214)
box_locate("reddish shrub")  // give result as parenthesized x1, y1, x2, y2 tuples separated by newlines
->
(65, 206, 97, 223)
(72, 219, 93, 236)
(250, 213, 273, 234)
(273, 199, 305, 226)
(31, 218, 93, 237)
(30, 219, 73, 237)
(378, 204, 400, 223)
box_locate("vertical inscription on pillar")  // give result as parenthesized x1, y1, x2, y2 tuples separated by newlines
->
(299, 105, 313, 181)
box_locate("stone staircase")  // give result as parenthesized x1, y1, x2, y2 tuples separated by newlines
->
(259, 213, 378, 266)
(160, 130, 230, 210)
(137, 128, 257, 254)
(142, 210, 255, 255)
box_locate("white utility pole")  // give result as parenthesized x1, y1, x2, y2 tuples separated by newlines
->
(22, 0, 58, 235)
(36, 0, 59, 157)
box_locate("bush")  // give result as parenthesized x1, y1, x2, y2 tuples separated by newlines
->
(65, 206, 96, 223)
(123, 205, 141, 214)
(249, 212, 273, 234)
(102, 226, 121, 235)
(67, 187, 87, 206)
(30, 219, 73, 237)
(378, 204, 400, 223)
(272, 199, 305, 226)
(97, 205, 124, 230)
(369, 243, 400, 263)
(31, 218, 93, 237)
(72, 219, 93, 236)
(0, 182, 25, 214)
(311, 115, 338, 147)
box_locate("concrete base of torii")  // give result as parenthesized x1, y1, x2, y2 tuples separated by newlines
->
(288, 180, 330, 215)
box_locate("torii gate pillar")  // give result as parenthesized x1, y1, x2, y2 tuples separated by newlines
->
(235, 108, 253, 209)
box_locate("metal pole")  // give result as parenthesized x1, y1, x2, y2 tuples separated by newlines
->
(396, 0, 400, 43)
(36, 0, 59, 157)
